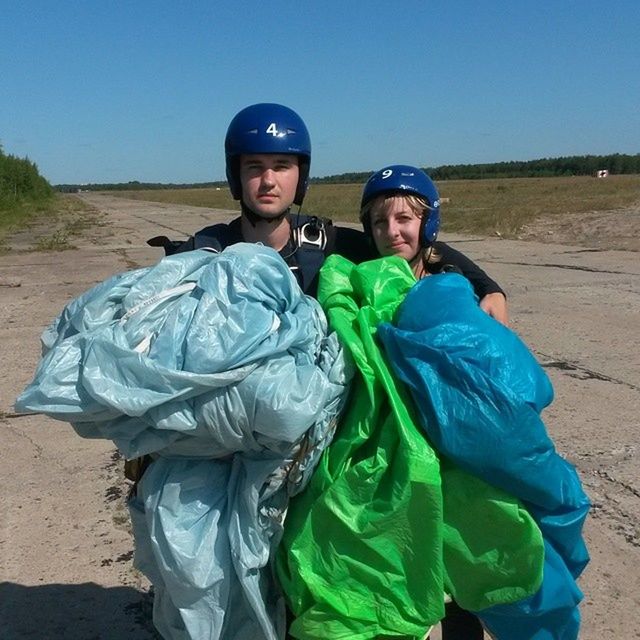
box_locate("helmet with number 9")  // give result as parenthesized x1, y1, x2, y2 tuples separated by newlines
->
(360, 164, 441, 246)
(225, 103, 311, 206)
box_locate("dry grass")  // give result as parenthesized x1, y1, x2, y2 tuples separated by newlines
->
(109, 175, 640, 238)
(112, 187, 239, 211)
(0, 193, 96, 253)
(438, 175, 640, 236)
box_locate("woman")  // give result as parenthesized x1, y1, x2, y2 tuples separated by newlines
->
(359, 164, 508, 326)
(360, 164, 488, 639)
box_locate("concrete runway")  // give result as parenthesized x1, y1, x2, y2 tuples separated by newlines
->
(1, 193, 638, 638)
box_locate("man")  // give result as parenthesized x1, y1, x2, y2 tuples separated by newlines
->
(154, 102, 508, 322)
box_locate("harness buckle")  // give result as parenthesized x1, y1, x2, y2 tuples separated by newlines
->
(296, 219, 327, 250)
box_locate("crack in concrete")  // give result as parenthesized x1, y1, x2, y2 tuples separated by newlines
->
(586, 479, 640, 548)
(561, 248, 606, 254)
(537, 354, 640, 391)
(491, 260, 634, 275)
(589, 498, 640, 548)
(595, 469, 640, 499)
(125, 213, 193, 236)
(112, 248, 143, 270)
(1, 420, 44, 456)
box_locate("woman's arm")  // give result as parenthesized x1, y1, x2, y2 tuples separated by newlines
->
(431, 241, 509, 325)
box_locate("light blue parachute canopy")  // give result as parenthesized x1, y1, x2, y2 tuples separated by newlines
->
(377, 272, 590, 640)
(16, 244, 352, 640)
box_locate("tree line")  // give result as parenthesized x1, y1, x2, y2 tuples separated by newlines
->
(52, 152, 640, 193)
(56, 180, 227, 193)
(0, 144, 52, 208)
(312, 153, 640, 184)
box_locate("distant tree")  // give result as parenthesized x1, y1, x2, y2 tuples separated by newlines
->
(0, 146, 52, 207)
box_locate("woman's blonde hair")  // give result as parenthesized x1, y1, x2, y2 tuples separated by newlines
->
(360, 193, 441, 264)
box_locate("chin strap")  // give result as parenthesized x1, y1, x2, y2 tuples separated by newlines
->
(241, 202, 290, 227)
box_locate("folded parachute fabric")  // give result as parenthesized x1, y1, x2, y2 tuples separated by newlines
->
(16, 243, 352, 640)
(377, 270, 591, 640)
(277, 255, 544, 640)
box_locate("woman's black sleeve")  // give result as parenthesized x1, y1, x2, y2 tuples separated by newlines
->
(332, 226, 377, 263)
(431, 241, 505, 298)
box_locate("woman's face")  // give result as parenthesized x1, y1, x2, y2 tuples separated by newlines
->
(370, 195, 423, 261)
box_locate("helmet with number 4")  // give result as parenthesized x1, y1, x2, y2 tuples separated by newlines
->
(360, 164, 441, 246)
(225, 103, 311, 206)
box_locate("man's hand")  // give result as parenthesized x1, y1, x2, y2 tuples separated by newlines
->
(479, 292, 509, 326)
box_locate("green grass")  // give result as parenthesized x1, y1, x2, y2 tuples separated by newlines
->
(0, 196, 54, 233)
(110, 174, 640, 237)
(0, 193, 97, 253)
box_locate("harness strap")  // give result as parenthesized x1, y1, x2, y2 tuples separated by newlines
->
(148, 215, 334, 294)
(290, 216, 330, 292)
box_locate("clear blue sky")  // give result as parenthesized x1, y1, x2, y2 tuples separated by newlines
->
(2, 1, 639, 185)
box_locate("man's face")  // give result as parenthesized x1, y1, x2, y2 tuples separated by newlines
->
(239, 154, 299, 218)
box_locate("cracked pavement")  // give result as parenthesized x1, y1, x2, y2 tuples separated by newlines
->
(1, 193, 639, 638)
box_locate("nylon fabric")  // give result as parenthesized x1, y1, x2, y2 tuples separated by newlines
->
(277, 255, 544, 640)
(377, 268, 590, 639)
(16, 244, 352, 640)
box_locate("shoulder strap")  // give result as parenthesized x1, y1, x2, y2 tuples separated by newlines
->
(192, 223, 233, 252)
(148, 216, 335, 295)
(289, 215, 333, 293)
(147, 223, 235, 256)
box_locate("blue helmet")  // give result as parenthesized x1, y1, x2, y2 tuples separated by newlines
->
(360, 164, 441, 246)
(225, 103, 311, 206)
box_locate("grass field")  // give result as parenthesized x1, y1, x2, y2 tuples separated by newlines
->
(0, 194, 95, 252)
(110, 174, 640, 237)
(0, 197, 54, 234)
